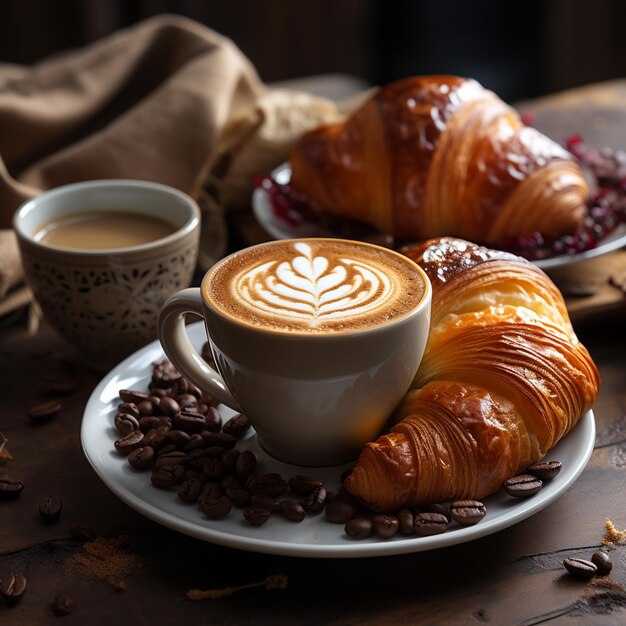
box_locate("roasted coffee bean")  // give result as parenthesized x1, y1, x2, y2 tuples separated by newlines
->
(325, 491, 337, 503)
(503, 474, 543, 498)
(222, 413, 251, 439)
(220, 470, 243, 489)
(236, 450, 257, 480)
(39, 495, 62, 522)
(203, 446, 227, 458)
(119, 389, 148, 404)
(154, 450, 187, 467)
(222, 448, 241, 471)
(176, 394, 197, 410)
(158, 396, 181, 417)
(345, 517, 374, 539)
(397, 509, 414, 535)
(51, 592, 75, 616)
(188, 382, 203, 400)
(177, 478, 205, 504)
(203, 458, 225, 481)
(171, 378, 185, 394)
(221, 474, 242, 490)
(289, 475, 323, 496)
(173, 412, 205, 434)
(151, 464, 185, 488)
(187, 449, 214, 469)
(428, 503, 451, 522)
(150, 387, 169, 398)
(591, 551, 613, 576)
(118, 402, 140, 418)
(249, 473, 288, 498)
(114, 430, 144, 455)
(143, 425, 170, 450)
(374, 514, 399, 539)
(114, 412, 140, 435)
(201, 432, 236, 450)
(197, 403, 210, 415)
(151, 360, 181, 386)
(157, 416, 173, 429)
(335, 486, 359, 507)
(226, 487, 251, 508)
(413, 512, 448, 536)
(199, 482, 224, 504)
(203, 407, 222, 432)
(44, 376, 76, 396)
(325, 500, 358, 524)
(137, 399, 156, 417)
(185, 434, 206, 451)
(128, 446, 155, 470)
(138, 415, 161, 432)
(279, 500, 305, 522)
(526, 460, 562, 481)
(184, 469, 202, 482)
(148, 396, 162, 411)
(166, 429, 191, 448)
(28, 400, 62, 424)
(0, 476, 24, 499)
(199, 495, 232, 519)
(177, 409, 204, 419)
(250, 495, 280, 512)
(243, 506, 271, 526)
(156, 444, 177, 457)
(302, 486, 326, 513)
(450, 500, 487, 526)
(563, 558, 597, 580)
(154, 359, 182, 383)
(0, 574, 27, 605)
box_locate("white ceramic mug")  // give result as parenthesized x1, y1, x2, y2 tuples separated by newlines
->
(14, 179, 201, 371)
(158, 238, 432, 466)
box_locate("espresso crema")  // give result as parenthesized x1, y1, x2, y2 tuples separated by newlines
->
(205, 239, 426, 334)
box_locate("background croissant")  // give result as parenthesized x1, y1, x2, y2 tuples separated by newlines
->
(345, 238, 599, 512)
(290, 76, 588, 243)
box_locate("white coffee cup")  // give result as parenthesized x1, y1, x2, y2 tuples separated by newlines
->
(158, 238, 431, 466)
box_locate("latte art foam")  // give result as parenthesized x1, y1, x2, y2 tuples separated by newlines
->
(235, 242, 393, 325)
(205, 239, 426, 334)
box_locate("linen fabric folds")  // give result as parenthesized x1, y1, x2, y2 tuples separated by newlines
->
(0, 14, 349, 315)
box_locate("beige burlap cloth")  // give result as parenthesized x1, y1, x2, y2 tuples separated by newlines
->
(0, 14, 348, 316)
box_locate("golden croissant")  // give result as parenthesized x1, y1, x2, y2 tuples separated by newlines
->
(345, 238, 599, 512)
(290, 76, 588, 242)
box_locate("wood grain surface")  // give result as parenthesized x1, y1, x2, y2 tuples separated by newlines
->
(1, 312, 626, 626)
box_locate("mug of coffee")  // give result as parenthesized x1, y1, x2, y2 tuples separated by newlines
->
(158, 238, 431, 466)
(14, 179, 201, 371)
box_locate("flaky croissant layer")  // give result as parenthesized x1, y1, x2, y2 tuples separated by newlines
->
(290, 75, 588, 242)
(345, 238, 599, 512)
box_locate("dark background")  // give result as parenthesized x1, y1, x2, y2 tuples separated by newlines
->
(0, 0, 625, 102)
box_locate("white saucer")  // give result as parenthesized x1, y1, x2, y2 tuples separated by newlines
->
(81, 322, 596, 558)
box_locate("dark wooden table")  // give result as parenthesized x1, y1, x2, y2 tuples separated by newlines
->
(2, 81, 626, 626)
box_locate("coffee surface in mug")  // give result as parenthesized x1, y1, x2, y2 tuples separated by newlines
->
(34, 211, 177, 250)
(205, 239, 426, 334)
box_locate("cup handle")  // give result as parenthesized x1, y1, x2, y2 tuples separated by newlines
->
(157, 288, 241, 411)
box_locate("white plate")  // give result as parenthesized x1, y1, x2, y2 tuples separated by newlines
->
(252, 163, 626, 271)
(82, 322, 596, 558)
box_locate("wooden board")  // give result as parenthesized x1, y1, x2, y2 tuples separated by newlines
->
(548, 251, 626, 324)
